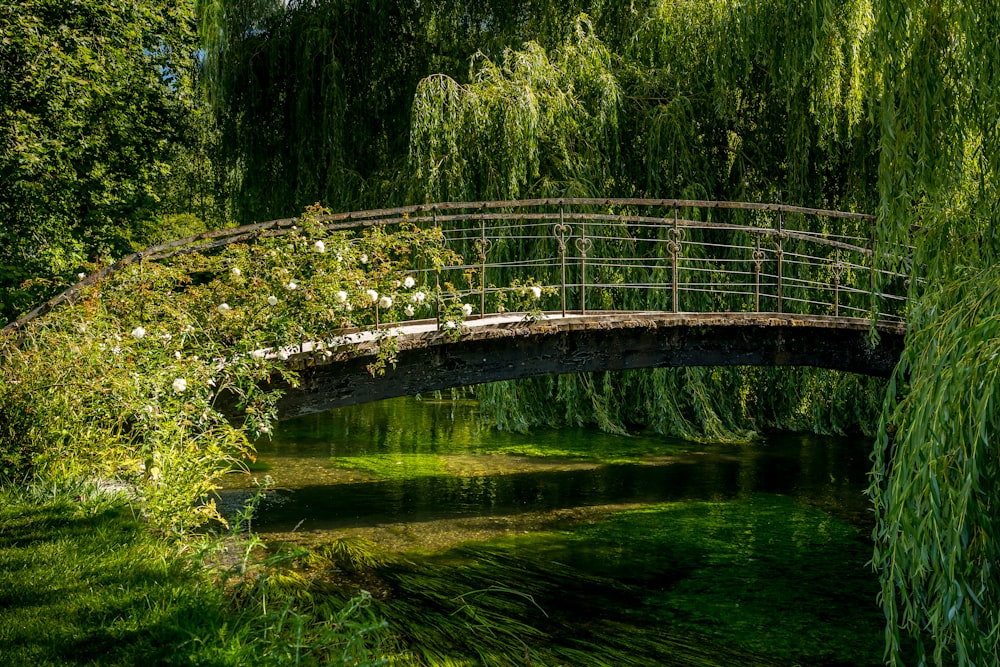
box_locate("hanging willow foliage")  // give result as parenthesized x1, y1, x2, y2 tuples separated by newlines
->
(197, 0, 882, 216)
(873, 0, 1000, 278)
(871, 269, 1000, 666)
(629, 0, 876, 204)
(866, 1, 1000, 664)
(409, 16, 622, 202)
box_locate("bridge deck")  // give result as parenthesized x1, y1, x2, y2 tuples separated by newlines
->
(270, 311, 902, 361)
(252, 311, 904, 419)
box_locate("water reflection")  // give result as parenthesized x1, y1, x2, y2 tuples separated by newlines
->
(221, 397, 874, 544)
(218, 396, 885, 666)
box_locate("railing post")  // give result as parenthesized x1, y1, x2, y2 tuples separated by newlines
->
(832, 255, 843, 317)
(869, 220, 877, 322)
(576, 221, 592, 315)
(752, 236, 765, 312)
(776, 209, 784, 314)
(554, 203, 570, 317)
(477, 216, 491, 319)
(433, 208, 440, 328)
(669, 206, 682, 313)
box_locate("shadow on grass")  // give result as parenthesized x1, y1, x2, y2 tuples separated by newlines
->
(0, 490, 223, 666)
(0, 486, 388, 667)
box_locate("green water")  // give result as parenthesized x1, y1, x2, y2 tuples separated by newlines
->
(220, 396, 884, 666)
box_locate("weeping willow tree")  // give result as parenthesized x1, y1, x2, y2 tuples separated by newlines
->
(195, 0, 889, 440)
(867, 0, 1000, 664)
(195, 0, 624, 220)
(405, 2, 884, 440)
(410, 17, 622, 202)
(196, 2, 1000, 658)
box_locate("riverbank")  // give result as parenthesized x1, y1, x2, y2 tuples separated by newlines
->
(1, 479, 889, 666)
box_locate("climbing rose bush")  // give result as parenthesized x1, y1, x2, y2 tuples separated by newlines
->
(0, 205, 459, 532)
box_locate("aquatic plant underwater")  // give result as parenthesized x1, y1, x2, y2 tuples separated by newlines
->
(240, 494, 885, 666)
(216, 402, 892, 666)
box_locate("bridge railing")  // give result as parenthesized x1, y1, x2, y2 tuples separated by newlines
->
(4, 198, 911, 336)
(314, 199, 909, 325)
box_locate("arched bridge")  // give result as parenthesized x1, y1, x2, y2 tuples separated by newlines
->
(233, 198, 907, 419)
(6, 198, 910, 420)
(267, 311, 903, 419)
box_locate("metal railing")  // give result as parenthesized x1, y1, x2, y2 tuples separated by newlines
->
(315, 199, 908, 325)
(3, 198, 911, 335)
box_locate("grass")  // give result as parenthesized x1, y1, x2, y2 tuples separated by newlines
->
(0, 482, 388, 666)
(0, 484, 201, 665)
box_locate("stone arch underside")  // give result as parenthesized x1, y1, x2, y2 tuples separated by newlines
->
(252, 312, 903, 420)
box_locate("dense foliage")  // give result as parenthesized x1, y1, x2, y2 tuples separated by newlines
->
(197, 0, 879, 215)
(5, 0, 1000, 662)
(867, 1, 1000, 664)
(0, 0, 220, 321)
(0, 207, 456, 530)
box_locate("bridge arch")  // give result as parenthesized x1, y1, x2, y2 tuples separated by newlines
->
(5, 197, 911, 423)
(263, 312, 903, 420)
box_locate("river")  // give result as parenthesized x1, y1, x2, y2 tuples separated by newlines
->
(219, 395, 885, 666)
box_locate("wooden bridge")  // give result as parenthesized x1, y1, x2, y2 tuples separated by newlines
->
(5, 198, 910, 419)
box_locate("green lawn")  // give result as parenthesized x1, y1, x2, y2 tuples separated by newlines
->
(0, 485, 385, 666)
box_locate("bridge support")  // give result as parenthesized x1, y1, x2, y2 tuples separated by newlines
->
(255, 313, 904, 420)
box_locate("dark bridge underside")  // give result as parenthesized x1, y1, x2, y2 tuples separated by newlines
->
(263, 312, 904, 420)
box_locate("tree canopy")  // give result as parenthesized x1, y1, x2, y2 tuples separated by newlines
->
(0, 0, 211, 321)
(195, 0, 881, 216)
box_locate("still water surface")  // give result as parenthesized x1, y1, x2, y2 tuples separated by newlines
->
(222, 396, 884, 666)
